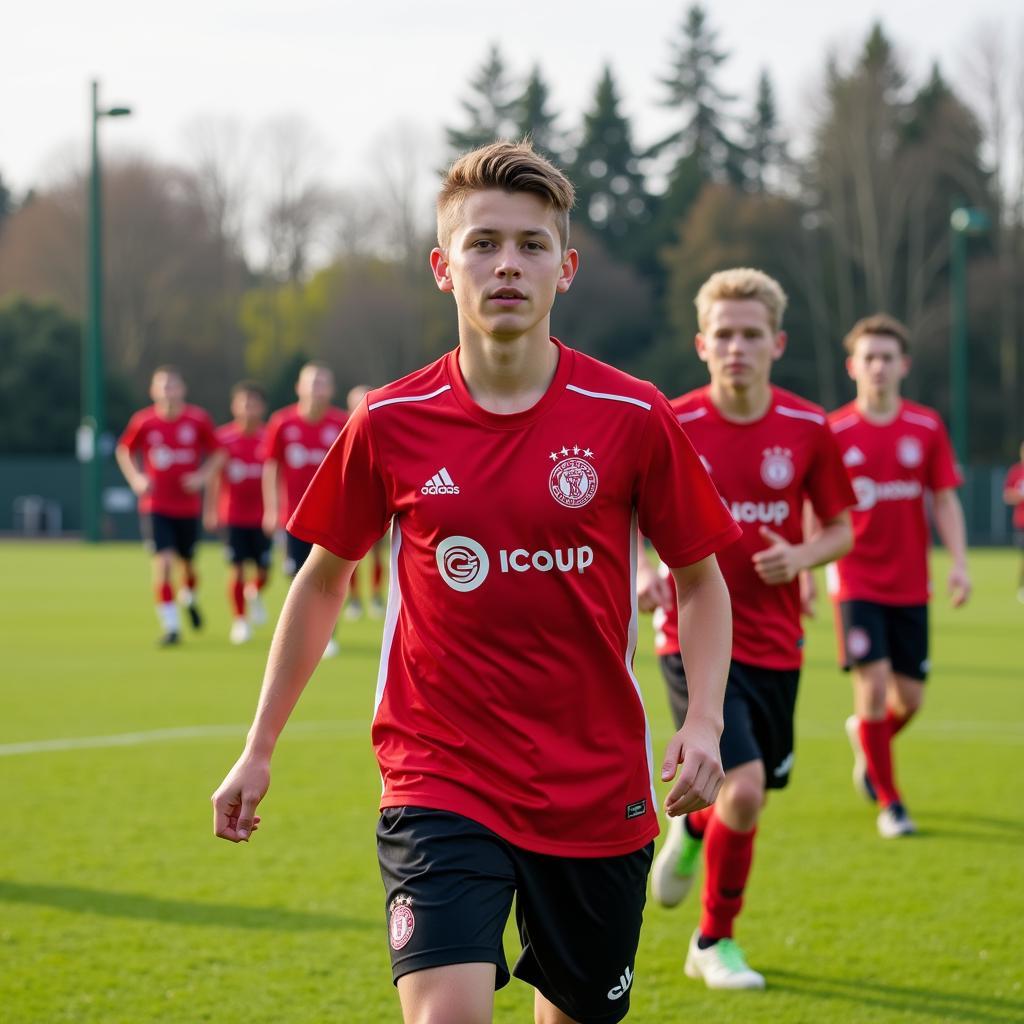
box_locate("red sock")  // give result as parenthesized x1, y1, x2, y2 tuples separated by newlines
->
(230, 578, 245, 616)
(184, 568, 197, 592)
(699, 812, 756, 940)
(859, 718, 901, 807)
(372, 556, 383, 591)
(157, 582, 174, 604)
(686, 805, 715, 838)
(885, 707, 911, 738)
(256, 569, 268, 591)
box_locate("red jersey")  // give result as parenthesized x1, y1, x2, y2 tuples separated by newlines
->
(215, 423, 266, 528)
(119, 405, 219, 518)
(260, 404, 349, 523)
(828, 400, 962, 605)
(1005, 463, 1024, 530)
(654, 386, 855, 670)
(290, 341, 739, 858)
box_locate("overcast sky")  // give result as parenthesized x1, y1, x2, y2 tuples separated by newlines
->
(4, 0, 1022, 196)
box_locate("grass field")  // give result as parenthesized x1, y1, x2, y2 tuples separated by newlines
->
(2, 543, 1022, 1023)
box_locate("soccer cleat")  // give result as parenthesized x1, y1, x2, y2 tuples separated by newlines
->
(845, 715, 877, 803)
(684, 931, 765, 990)
(186, 604, 203, 630)
(246, 589, 267, 626)
(157, 631, 181, 647)
(343, 599, 364, 622)
(230, 618, 252, 645)
(322, 637, 340, 660)
(369, 595, 385, 619)
(877, 802, 917, 838)
(651, 814, 703, 908)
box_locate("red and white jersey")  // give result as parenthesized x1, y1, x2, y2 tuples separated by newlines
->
(260, 404, 349, 523)
(654, 386, 855, 670)
(828, 400, 962, 605)
(290, 340, 739, 858)
(119, 405, 219, 518)
(215, 423, 266, 528)
(1005, 463, 1024, 530)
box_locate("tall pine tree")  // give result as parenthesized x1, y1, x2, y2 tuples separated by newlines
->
(743, 70, 787, 192)
(514, 66, 562, 162)
(445, 44, 518, 156)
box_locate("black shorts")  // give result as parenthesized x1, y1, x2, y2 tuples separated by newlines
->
(141, 513, 199, 559)
(282, 532, 313, 577)
(659, 654, 799, 790)
(838, 600, 929, 681)
(377, 806, 653, 1024)
(225, 525, 272, 568)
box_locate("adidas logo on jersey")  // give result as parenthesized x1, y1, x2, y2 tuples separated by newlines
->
(421, 467, 460, 495)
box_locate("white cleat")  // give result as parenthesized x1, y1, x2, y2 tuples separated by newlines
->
(246, 589, 267, 626)
(684, 931, 765, 990)
(877, 803, 917, 838)
(845, 715, 877, 803)
(229, 618, 252, 645)
(343, 599, 364, 622)
(651, 814, 702, 908)
(321, 637, 340, 660)
(368, 596, 385, 619)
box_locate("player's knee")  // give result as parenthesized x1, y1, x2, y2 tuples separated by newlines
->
(721, 775, 764, 822)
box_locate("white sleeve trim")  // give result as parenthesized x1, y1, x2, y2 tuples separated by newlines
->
(566, 383, 652, 410)
(369, 385, 451, 411)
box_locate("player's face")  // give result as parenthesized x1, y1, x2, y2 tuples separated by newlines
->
(231, 390, 266, 425)
(695, 300, 785, 392)
(847, 334, 909, 397)
(296, 368, 334, 406)
(430, 189, 578, 343)
(150, 372, 185, 407)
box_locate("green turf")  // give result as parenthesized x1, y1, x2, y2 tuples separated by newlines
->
(2, 543, 1022, 1023)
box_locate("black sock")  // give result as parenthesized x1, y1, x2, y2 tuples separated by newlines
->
(696, 933, 720, 950)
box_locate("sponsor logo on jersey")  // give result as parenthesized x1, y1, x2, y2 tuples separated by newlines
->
(548, 446, 598, 509)
(499, 546, 594, 574)
(846, 626, 871, 661)
(150, 445, 197, 471)
(843, 445, 866, 467)
(760, 446, 795, 489)
(729, 499, 791, 525)
(607, 965, 634, 1001)
(388, 895, 415, 951)
(435, 536, 594, 591)
(897, 435, 923, 468)
(284, 443, 328, 469)
(852, 476, 922, 511)
(227, 458, 262, 484)
(421, 467, 460, 495)
(177, 422, 196, 444)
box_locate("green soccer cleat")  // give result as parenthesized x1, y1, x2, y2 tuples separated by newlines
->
(651, 814, 703, 908)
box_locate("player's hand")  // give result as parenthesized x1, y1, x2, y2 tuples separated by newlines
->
(752, 527, 803, 585)
(202, 511, 219, 533)
(211, 756, 270, 843)
(799, 569, 817, 618)
(660, 717, 724, 816)
(636, 558, 672, 613)
(130, 474, 151, 497)
(948, 564, 971, 608)
(181, 471, 204, 493)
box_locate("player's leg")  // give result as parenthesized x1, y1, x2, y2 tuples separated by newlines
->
(884, 603, 929, 737)
(344, 558, 364, 621)
(144, 514, 181, 645)
(379, 807, 514, 1024)
(176, 516, 203, 629)
(245, 528, 272, 626)
(370, 537, 386, 617)
(223, 527, 250, 644)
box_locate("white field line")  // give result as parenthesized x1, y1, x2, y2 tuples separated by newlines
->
(0, 719, 366, 757)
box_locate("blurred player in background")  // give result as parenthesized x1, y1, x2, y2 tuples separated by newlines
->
(116, 366, 219, 645)
(638, 268, 854, 991)
(343, 384, 386, 621)
(260, 362, 348, 657)
(828, 314, 970, 837)
(204, 381, 271, 645)
(1002, 441, 1024, 601)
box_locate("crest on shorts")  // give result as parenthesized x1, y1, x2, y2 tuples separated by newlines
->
(846, 626, 871, 661)
(548, 446, 598, 509)
(897, 435, 923, 468)
(760, 447, 795, 489)
(389, 895, 415, 950)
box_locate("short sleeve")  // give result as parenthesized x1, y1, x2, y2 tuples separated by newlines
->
(198, 411, 220, 454)
(805, 423, 856, 521)
(118, 411, 144, 453)
(287, 400, 391, 561)
(927, 419, 963, 491)
(635, 392, 741, 568)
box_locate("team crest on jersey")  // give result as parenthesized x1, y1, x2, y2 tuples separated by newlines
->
(897, 435, 923, 468)
(177, 422, 196, 444)
(843, 446, 866, 467)
(321, 424, 340, 446)
(760, 447, 795, 489)
(548, 445, 598, 509)
(388, 895, 415, 950)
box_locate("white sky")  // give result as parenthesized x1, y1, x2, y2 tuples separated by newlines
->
(4, 0, 1022, 196)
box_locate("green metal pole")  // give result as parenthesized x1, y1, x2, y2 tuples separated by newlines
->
(949, 222, 967, 466)
(83, 80, 103, 542)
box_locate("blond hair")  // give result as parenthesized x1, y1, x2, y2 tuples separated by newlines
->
(843, 313, 909, 354)
(437, 140, 575, 253)
(695, 268, 788, 334)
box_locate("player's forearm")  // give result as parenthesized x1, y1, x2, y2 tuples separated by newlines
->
(244, 558, 350, 759)
(115, 446, 144, 488)
(1003, 489, 1023, 507)
(262, 462, 279, 523)
(796, 517, 852, 572)
(933, 490, 968, 567)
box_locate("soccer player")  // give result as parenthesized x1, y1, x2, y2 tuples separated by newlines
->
(260, 362, 348, 655)
(213, 141, 740, 1024)
(115, 366, 219, 645)
(203, 381, 271, 645)
(343, 384, 386, 621)
(829, 314, 970, 837)
(638, 268, 855, 990)
(1002, 441, 1024, 601)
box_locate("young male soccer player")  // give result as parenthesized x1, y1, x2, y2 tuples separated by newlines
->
(260, 362, 348, 655)
(1002, 441, 1024, 601)
(203, 381, 271, 645)
(638, 268, 855, 990)
(116, 366, 219, 645)
(829, 314, 970, 837)
(342, 383, 386, 621)
(213, 141, 740, 1024)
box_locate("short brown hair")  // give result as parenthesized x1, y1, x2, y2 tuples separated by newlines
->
(151, 364, 183, 381)
(231, 379, 266, 401)
(695, 268, 788, 334)
(437, 140, 575, 253)
(843, 313, 910, 354)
